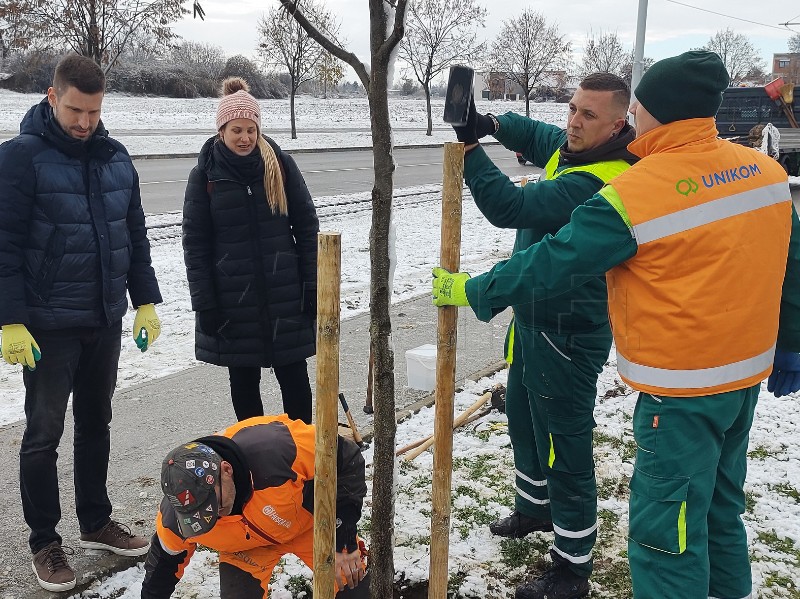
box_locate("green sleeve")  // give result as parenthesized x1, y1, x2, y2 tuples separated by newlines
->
(778, 202, 800, 352)
(464, 191, 637, 322)
(465, 144, 604, 231)
(493, 112, 565, 168)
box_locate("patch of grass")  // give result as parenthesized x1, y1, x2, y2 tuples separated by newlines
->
(286, 574, 312, 597)
(762, 573, 800, 597)
(447, 570, 468, 598)
(592, 558, 633, 597)
(499, 536, 551, 572)
(757, 530, 799, 558)
(398, 532, 431, 547)
(747, 444, 786, 460)
(745, 490, 759, 515)
(771, 482, 800, 503)
(597, 476, 629, 501)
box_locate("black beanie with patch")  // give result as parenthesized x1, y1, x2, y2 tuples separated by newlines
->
(634, 50, 730, 124)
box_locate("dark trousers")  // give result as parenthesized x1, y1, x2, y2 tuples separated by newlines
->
(20, 323, 121, 553)
(228, 360, 312, 423)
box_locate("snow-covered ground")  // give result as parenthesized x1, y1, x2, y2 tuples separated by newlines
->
(0, 91, 798, 597)
(60, 363, 800, 599)
(0, 90, 567, 154)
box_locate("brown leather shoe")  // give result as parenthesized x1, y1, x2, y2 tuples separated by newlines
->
(79, 520, 150, 556)
(32, 541, 76, 592)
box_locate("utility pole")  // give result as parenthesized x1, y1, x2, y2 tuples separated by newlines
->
(631, 0, 649, 95)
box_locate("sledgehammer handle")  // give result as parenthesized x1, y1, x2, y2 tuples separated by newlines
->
(339, 393, 364, 446)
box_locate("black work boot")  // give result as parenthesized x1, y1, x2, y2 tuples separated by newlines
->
(515, 551, 590, 599)
(489, 510, 554, 538)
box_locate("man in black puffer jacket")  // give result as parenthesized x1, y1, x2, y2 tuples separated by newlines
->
(0, 55, 162, 592)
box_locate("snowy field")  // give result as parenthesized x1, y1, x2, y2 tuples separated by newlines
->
(0, 90, 568, 154)
(0, 91, 798, 597)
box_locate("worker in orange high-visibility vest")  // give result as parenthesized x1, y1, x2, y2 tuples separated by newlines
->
(433, 50, 800, 599)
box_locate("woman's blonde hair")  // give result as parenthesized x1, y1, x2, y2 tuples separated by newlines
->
(217, 77, 287, 216)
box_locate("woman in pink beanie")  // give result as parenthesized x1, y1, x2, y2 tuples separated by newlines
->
(182, 77, 319, 423)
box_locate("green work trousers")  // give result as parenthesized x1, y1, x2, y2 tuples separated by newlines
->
(628, 384, 759, 599)
(506, 321, 612, 578)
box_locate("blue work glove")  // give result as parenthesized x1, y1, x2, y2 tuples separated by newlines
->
(767, 349, 800, 397)
(432, 267, 471, 307)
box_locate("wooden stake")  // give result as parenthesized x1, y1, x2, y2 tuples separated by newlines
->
(402, 391, 490, 461)
(314, 232, 341, 599)
(428, 142, 463, 599)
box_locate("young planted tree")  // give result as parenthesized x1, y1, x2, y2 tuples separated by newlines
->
(702, 28, 764, 86)
(489, 9, 570, 117)
(257, 0, 339, 138)
(4, 0, 188, 72)
(398, 0, 486, 135)
(317, 51, 344, 98)
(276, 1, 407, 596)
(0, 0, 39, 59)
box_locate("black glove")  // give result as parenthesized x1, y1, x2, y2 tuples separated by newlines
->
(197, 310, 221, 336)
(452, 98, 479, 145)
(453, 99, 498, 145)
(475, 111, 498, 139)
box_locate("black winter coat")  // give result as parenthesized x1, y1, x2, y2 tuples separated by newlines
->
(0, 98, 161, 329)
(182, 136, 319, 367)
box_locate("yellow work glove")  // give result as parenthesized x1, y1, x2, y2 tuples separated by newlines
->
(432, 267, 471, 307)
(1, 324, 42, 370)
(133, 304, 161, 352)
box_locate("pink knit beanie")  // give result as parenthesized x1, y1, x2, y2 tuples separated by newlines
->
(216, 77, 261, 131)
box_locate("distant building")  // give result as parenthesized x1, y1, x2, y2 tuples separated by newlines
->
(772, 53, 800, 83)
(474, 71, 571, 101)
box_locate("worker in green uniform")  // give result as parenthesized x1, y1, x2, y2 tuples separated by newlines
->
(435, 51, 800, 599)
(448, 73, 637, 598)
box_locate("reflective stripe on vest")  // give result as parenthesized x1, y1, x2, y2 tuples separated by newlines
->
(544, 149, 631, 183)
(618, 344, 776, 391)
(633, 181, 789, 245)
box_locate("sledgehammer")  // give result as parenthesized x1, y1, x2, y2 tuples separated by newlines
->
(339, 392, 368, 450)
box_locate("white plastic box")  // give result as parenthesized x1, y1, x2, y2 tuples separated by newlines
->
(405, 344, 437, 391)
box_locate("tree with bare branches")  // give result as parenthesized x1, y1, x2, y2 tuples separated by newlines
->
(276, 1, 408, 596)
(579, 30, 629, 78)
(398, 0, 486, 135)
(489, 9, 570, 117)
(789, 33, 800, 54)
(702, 28, 764, 86)
(257, 0, 339, 138)
(0, 0, 188, 72)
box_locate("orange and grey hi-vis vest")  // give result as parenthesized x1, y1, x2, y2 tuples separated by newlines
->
(603, 118, 792, 397)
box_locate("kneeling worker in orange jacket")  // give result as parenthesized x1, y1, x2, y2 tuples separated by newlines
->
(140, 415, 369, 598)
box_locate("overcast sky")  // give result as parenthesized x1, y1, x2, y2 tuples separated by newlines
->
(172, 0, 800, 82)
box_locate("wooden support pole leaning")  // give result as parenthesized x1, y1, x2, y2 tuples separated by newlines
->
(314, 232, 341, 599)
(401, 391, 491, 460)
(427, 142, 464, 599)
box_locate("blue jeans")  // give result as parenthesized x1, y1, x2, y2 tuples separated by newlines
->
(20, 322, 121, 553)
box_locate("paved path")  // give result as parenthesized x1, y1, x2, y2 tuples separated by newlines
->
(0, 293, 510, 598)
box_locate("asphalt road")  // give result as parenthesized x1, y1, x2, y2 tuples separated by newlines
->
(134, 145, 542, 213)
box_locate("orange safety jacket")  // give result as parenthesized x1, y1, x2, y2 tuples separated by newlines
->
(144, 416, 366, 593)
(603, 118, 792, 397)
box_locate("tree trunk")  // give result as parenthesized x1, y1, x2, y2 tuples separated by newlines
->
(367, 60, 397, 599)
(525, 91, 531, 118)
(290, 86, 298, 139)
(424, 83, 433, 136)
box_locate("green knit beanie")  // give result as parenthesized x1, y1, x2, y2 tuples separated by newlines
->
(634, 50, 730, 124)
